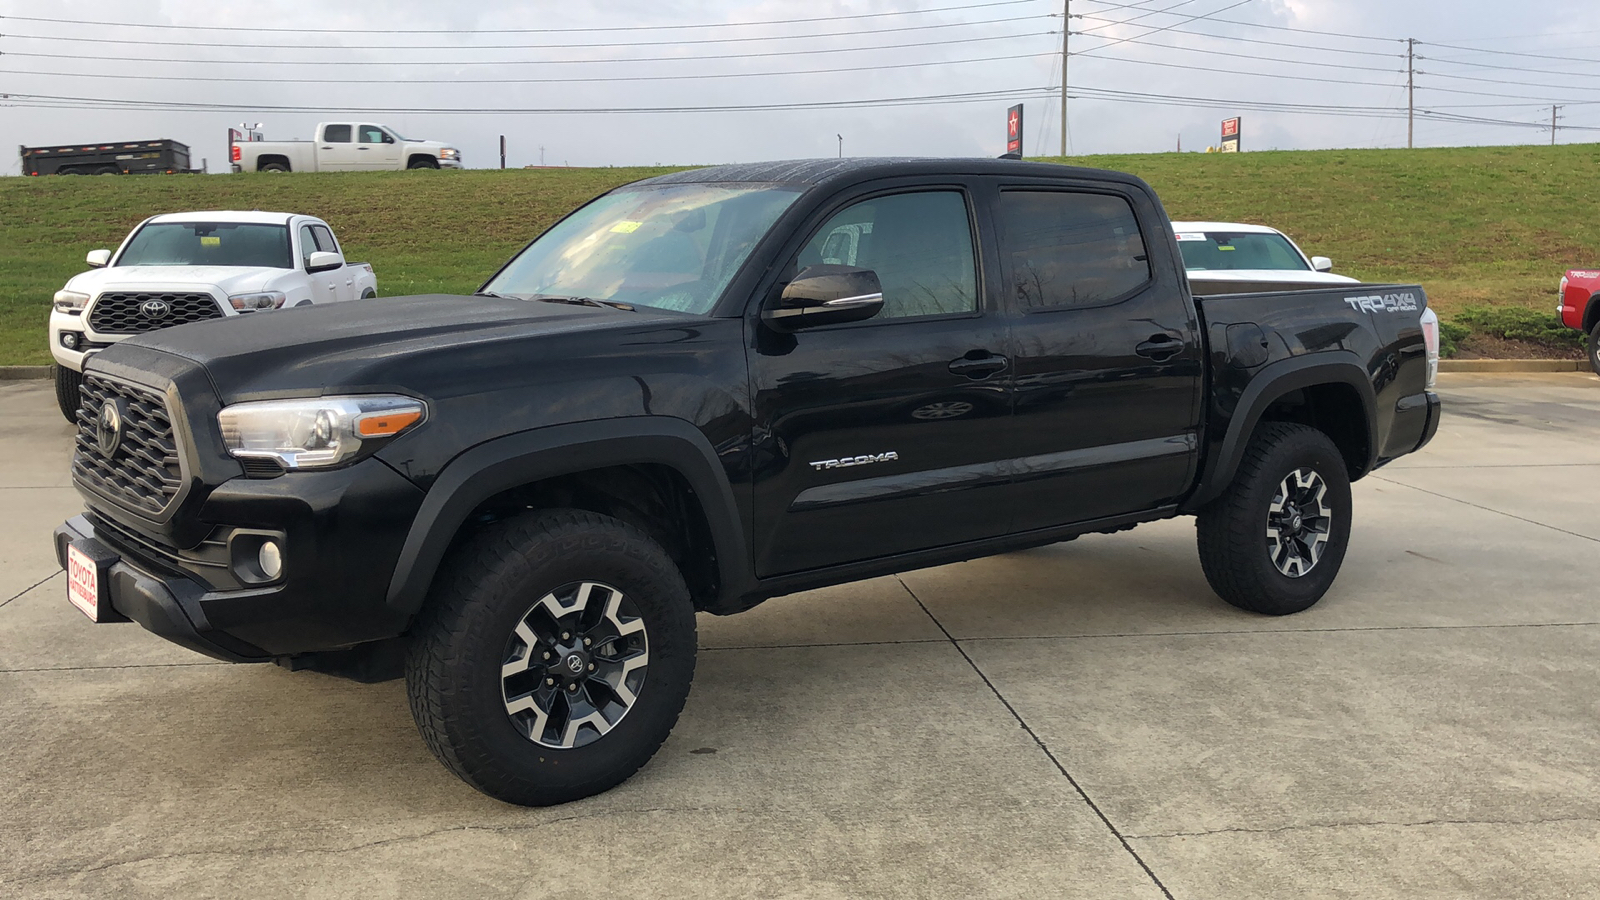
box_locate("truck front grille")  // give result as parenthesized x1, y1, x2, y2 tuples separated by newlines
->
(72, 375, 183, 515)
(88, 291, 223, 334)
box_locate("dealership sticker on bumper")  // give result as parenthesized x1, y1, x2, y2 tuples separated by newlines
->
(66, 544, 100, 621)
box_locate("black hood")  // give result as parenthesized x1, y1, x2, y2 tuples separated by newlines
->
(116, 293, 696, 402)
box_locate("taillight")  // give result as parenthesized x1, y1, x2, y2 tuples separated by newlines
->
(231, 145, 241, 162)
(1558, 275, 1568, 314)
(1419, 307, 1440, 390)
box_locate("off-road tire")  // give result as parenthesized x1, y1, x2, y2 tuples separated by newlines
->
(53, 364, 83, 423)
(405, 509, 696, 806)
(1587, 320, 1599, 376)
(1196, 422, 1353, 616)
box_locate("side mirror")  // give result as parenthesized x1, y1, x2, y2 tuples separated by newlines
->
(86, 249, 112, 268)
(307, 250, 344, 272)
(765, 265, 884, 330)
(383, 134, 395, 144)
(1311, 256, 1333, 272)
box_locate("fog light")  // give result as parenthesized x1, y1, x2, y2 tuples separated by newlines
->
(258, 541, 283, 579)
(60, 332, 80, 350)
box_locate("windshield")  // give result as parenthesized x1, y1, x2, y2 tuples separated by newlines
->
(117, 222, 292, 269)
(483, 183, 803, 314)
(1175, 231, 1310, 271)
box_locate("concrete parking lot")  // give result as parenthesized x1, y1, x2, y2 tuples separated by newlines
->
(2, 371, 1597, 899)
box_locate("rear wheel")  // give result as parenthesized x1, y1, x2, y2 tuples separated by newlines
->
(53, 364, 83, 423)
(1196, 422, 1353, 616)
(405, 509, 697, 806)
(94, 166, 120, 175)
(1587, 320, 1599, 375)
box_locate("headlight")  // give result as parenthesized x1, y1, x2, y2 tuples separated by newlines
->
(218, 395, 426, 470)
(229, 291, 286, 312)
(54, 290, 90, 313)
(440, 148, 459, 159)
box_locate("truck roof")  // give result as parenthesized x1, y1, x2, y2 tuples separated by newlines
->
(634, 157, 1149, 191)
(1170, 221, 1287, 235)
(146, 210, 304, 226)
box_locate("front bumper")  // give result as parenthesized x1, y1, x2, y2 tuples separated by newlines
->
(55, 456, 426, 661)
(48, 309, 122, 372)
(437, 157, 463, 169)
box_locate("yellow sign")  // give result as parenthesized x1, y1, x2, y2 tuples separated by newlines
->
(201, 236, 221, 246)
(609, 221, 642, 234)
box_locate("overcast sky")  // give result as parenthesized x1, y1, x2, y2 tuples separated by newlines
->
(3, 0, 1598, 174)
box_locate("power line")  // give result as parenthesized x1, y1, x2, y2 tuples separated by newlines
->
(0, 0, 1039, 34)
(1067, 30, 1404, 72)
(1072, 13, 1404, 57)
(0, 50, 1059, 86)
(1422, 41, 1600, 64)
(0, 86, 1059, 115)
(1070, 0, 1257, 57)
(1072, 0, 1398, 42)
(0, 14, 1048, 51)
(1417, 69, 1600, 93)
(1066, 51, 1401, 87)
(1417, 53, 1600, 77)
(0, 30, 1057, 67)
(1072, 0, 1208, 35)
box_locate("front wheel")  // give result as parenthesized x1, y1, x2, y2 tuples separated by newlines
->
(1587, 321, 1599, 376)
(53, 364, 83, 423)
(1196, 422, 1353, 616)
(405, 510, 697, 806)
(408, 157, 439, 170)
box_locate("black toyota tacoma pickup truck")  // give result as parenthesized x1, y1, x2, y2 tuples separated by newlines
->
(54, 158, 1441, 806)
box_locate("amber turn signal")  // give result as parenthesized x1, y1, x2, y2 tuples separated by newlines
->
(356, 409, 424, 437)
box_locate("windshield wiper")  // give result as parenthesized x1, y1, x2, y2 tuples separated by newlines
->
(527, 294, 637, 312)
(473, 290, 521, 300)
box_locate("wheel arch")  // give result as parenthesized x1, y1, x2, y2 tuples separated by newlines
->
(1183, 352, 1377, 512)
(1583, 292, 1600, 333)
(407, 153, 438, 168)
(385, 417, 751, 620)
(256, 155, 291, 172)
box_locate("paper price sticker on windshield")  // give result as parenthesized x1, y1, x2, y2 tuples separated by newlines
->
(609, 221, 642, 234)
(201, 236, 221, 246)
(1174, 233, 1207, 242)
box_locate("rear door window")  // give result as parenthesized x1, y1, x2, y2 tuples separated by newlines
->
(998, 190, 1151, 310)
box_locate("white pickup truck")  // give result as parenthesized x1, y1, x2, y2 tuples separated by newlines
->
(48, 211, 378, 420)
(231, 123, 462, 173)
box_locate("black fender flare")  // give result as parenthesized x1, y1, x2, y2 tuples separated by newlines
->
(1182, 352, 1378, 512)
(384, 417, 750, 618)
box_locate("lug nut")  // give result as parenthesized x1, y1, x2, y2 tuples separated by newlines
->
(583, 637, 592, 647)
(588, 663, 596, 671)
(561, 632, 570, 640)
(542, 651, 552, 660)
(567, 683, 578, 692)
(545, 677, 555, 686)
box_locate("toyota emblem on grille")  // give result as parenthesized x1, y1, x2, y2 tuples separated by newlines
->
(139, 298, 172, 320)
(97, 398, 127, 457)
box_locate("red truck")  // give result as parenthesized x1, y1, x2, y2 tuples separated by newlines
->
(1558, 270, 1600, 373)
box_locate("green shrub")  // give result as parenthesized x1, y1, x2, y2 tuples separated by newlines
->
(1438, 320, 1470, 358)
(1443, 305, 1587, 357)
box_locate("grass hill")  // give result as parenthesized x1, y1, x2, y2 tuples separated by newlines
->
(3, 143, 1595, 366)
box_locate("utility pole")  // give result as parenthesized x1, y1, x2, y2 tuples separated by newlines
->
(1551, 105, 1561, 145)
(499, 135, 506, 170)
(1406, 38, 1416, 149)
(539, 145, 545, 167)
(1060, 0, 1069, 158)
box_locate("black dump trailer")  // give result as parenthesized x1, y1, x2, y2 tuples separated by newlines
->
(20, 139, 197, 176)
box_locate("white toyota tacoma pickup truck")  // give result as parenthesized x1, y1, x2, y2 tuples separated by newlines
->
(232, 123, 462, 173)
(48, 210, 378, 420)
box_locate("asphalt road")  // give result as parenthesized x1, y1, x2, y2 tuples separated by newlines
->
(2, 372, 1597, 899)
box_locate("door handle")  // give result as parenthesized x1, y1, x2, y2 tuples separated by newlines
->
(1135, 334, 1183, 361)
(948, 352, 1009, 379)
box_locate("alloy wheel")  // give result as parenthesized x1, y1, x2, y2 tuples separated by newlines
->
(501, 581, 649, 749)
(1265, 467, 1333, 578)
